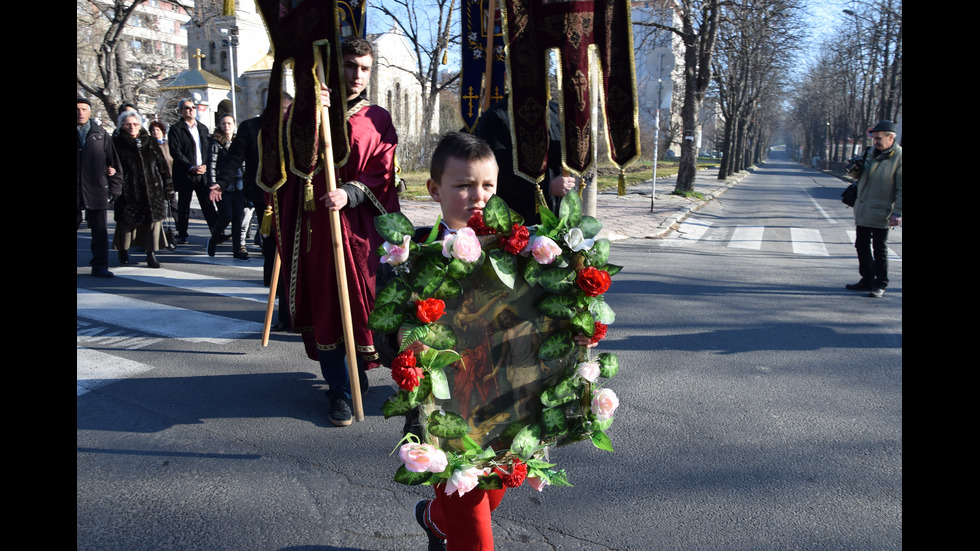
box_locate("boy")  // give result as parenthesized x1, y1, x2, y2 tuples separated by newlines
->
(411, 132, 597, 550)
(413, 132, 504, 551)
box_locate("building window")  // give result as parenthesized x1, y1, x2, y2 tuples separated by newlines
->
(209, 42, 216, 65)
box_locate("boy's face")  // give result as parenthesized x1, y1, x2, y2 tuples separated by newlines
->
(343, 53, 372, 100)
(426, 156, 498, 230)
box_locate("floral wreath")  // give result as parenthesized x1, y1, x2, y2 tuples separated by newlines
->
(370, 190, 621, 496)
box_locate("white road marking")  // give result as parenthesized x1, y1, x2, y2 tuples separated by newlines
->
(76, 288, 264, 343)
(791, 228, 829, 256)
(77, 347, 156, 396)
(728, 226, 764, 250)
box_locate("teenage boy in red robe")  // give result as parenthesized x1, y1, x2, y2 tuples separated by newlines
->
(273, 37, 399, 427)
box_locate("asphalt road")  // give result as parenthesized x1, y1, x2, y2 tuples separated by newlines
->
(77, 156, 901, 550)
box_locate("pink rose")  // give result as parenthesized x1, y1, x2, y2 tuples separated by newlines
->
(528, 476, 550, 492)
(444, 466, 485, 497)
(591, 388, 619, 421)
(577, 361, 600, 383)
(381, 235, 411, 265)
(399, 442, 449, 473)
(442, 227, 482, 263)
(528, 235, 562, 265)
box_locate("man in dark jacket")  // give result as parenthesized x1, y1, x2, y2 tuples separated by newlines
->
(168, 98, 217, 243)
(77, 97, 122, 278)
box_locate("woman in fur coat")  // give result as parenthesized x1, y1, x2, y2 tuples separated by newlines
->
(112, 111, 173, 268)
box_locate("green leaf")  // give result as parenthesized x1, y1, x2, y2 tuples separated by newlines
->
(588, 238, 610, 267)
(382, 390, 415, 418)
(394, 464, 434, 486)
(399, 324, 428, 352)
(426, 410, 471, 439)
(376, 277, 412, 308)
(541, 407, 567, 436)
(483, 195, 513, 233)
(598, 352, 619, 379)
(421, 322, 457, 350)
(538, 329, 574, 361)
(447, 252, 485, 280)
(535, 293, 578, 320)
(591, 430, 614, 452)
(428, 367, 451, 400)
(540, 373, 582, 408)
(558, 188, 582, 228)
(538, 266, 577, 294)
(433, 277, 462, 300)
(602, 263, 623, 277)
(570, 311, 595, 336)
(424, 217, 442, 244)
(510, 424, 541, 461)
(589, 299, 616, 325)
(408, 374, 432, 407)
(488, 249, 517, 289)
(410, 256, 447, 297)
(476, 476, 504, 490)
(523, 259, 543, 288)
(578, 215, 603, 239)
(375, 212, 416, 244)
(538, 205, 560, 232)
(429, 350, 462, 370)
(368, 303, 405, 334)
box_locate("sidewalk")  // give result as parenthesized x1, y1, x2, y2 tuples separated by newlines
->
(397, 167, 747, 241)
(191, 168, 746, 241)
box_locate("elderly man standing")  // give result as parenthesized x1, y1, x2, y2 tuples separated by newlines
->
(845, 120, 902, 298)
(168, 98, 217, 244)
(77, 97, 122, 278)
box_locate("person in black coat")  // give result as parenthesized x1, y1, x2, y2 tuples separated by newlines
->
(112, 111, 174, 268)
(168, 98, 218, 243)
(77, 97, 123, 278)
(206, 113, 249, 261)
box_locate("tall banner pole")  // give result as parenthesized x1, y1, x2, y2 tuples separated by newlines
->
(315, 51, 364, 422)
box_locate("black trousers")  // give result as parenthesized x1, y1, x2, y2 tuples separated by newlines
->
(176, 178, 219, 239)
(854, 225, 889, 289)
(78, 208, 109, 270)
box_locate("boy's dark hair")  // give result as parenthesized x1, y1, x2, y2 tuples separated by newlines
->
(429, 131, 495, 183)
(342, 37, 374, 59)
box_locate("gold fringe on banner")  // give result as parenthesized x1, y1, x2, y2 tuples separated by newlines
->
(304, 178, 316, 211)
(260, 205, 273, 237)
(534, 184, 548, 214)
(617, 169, 627, 196)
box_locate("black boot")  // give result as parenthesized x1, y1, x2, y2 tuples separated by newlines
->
(146, 252, 161, 268)
(118, 250, 130, 265)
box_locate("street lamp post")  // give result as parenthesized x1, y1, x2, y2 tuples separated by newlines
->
(220, 26, 239, 122)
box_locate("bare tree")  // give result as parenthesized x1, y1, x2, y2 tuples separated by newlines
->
(636, 0, 722, 194)
(371, 0, 460, 167)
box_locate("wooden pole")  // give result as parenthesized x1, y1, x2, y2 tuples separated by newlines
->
(480, 0, 497, 113)
(315, 51, 364, 422)
(261, 251, 281, 347)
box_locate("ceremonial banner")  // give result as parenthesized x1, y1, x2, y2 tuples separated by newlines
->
(338, 0, 367, 38)
(460, 1, 508, 133)
(255, 0, 350, 192)
(501, 0, 640, 180)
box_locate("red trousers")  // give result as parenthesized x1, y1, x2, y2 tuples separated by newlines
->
(426, 485, 507, 551)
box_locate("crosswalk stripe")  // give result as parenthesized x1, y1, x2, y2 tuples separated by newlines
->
(728, 226, 764, 250)
(660, 218, 712, 246)
(77, 347, 156, 396)
(76, 288, 264, 343)
(109, 265, 272, 303)
(790, 228, 829, 256)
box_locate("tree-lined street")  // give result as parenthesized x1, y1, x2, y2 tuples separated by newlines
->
(77, 156, 901, 550)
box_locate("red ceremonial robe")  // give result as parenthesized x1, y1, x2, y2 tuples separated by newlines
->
(273, 99, 399, 369)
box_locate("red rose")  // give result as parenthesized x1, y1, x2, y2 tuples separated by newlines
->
(494, 459, 528, 488)
(576, 267, 611, 297)
(467, 211, 496, 235)
(590, 321, 608, 345)
(415, 298, 446, 324)
(500, 224, 530, 254)
(391, 350, 424, 392)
